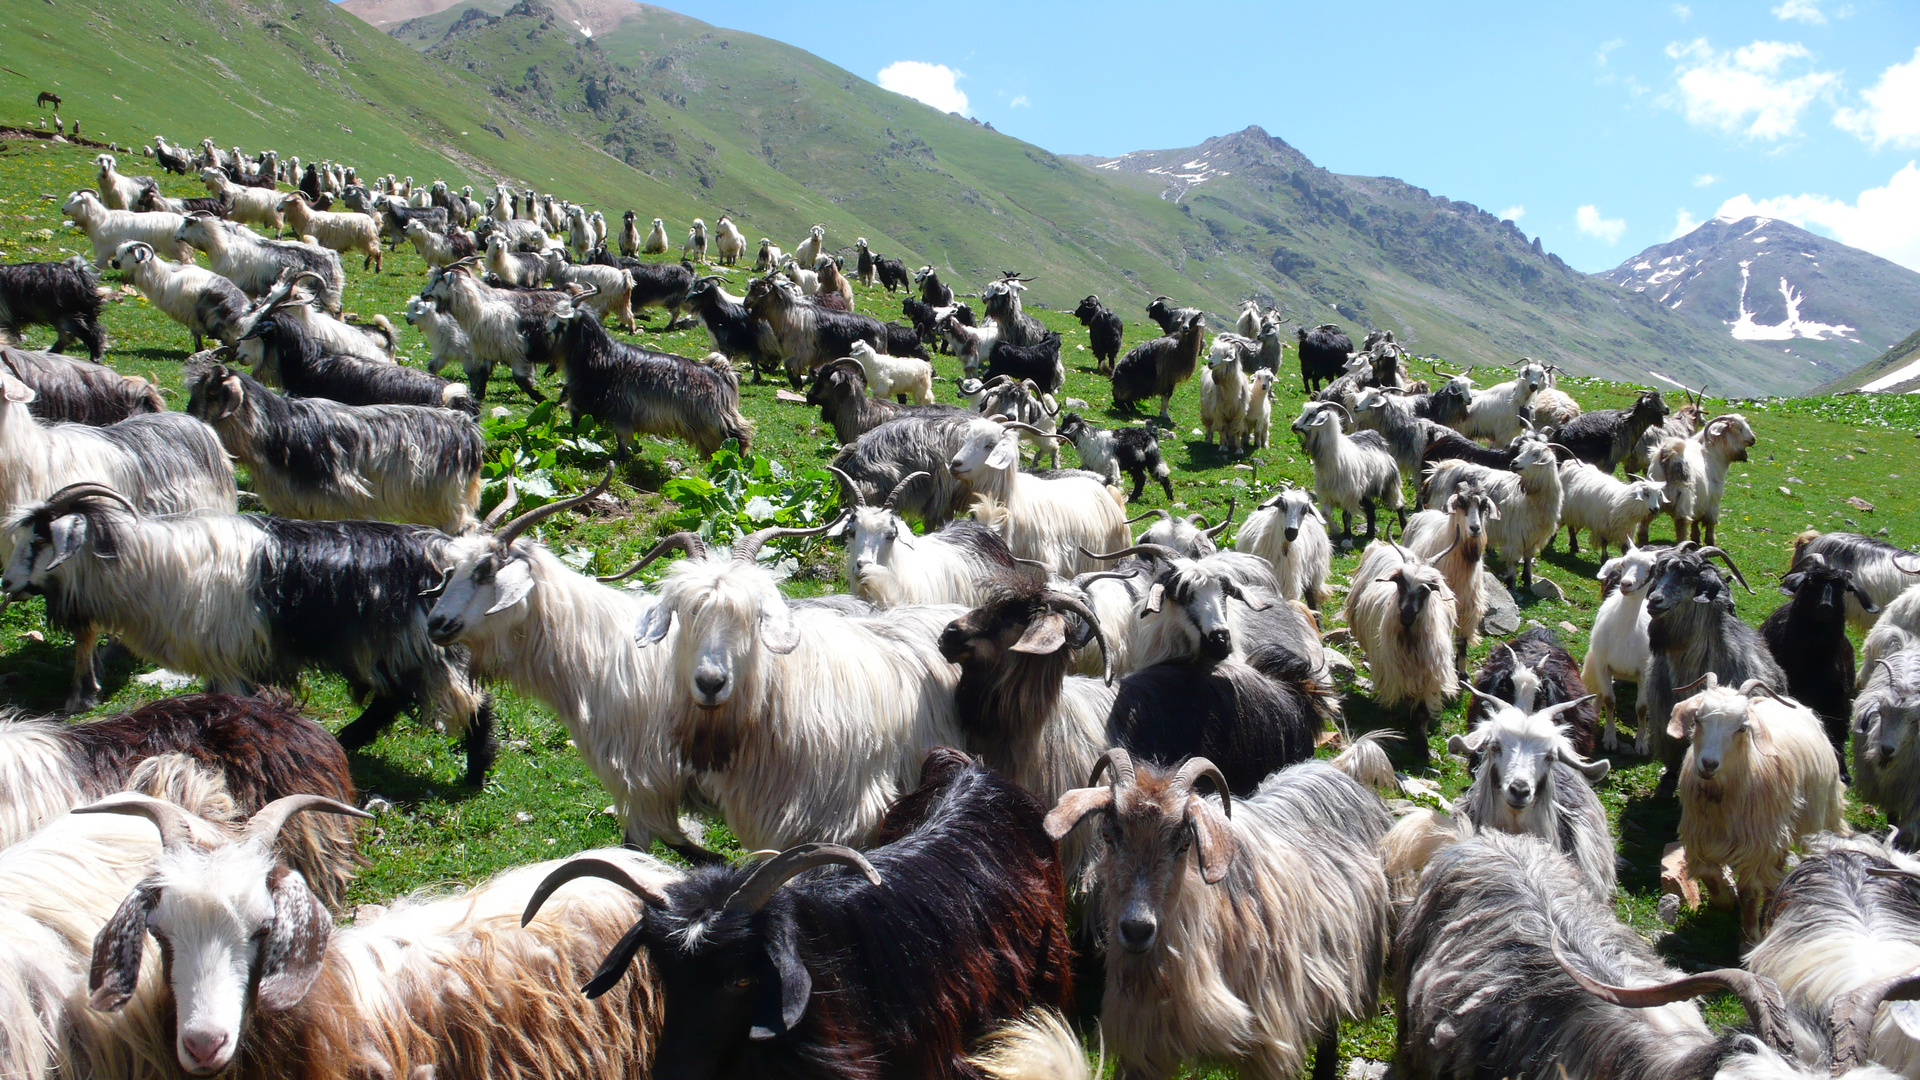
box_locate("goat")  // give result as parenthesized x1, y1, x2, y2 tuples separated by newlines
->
(1456, 361, 1547, 445)
(481, 230, 544, 287)
(3, 482, 499, 783)
(1352, 388, 1443, 480)
(533, 748, 1071, 1080)
(109, 240, 247, 351)
(828, 467, 1021, 607)
(1398, 482, 1496, 666)
(543, 249, 638, 332)
(1234, 484, 1332, 609)
(1447, 691, 1612, 898)
(1648, 414, 1755, 547)
(916, 265, 955, 306)
(404, 294, 478, 389)
(848, 338, 934, 405)
(1073, 294, 1124, 374)
(750, 236, 781, 271)
(84, 793, 679, 1080)
(62, 190, 193, 267)
(640, 216, 669, 254)
(0, 692, 359, 907)
(1200, 333, 1253, 455)
(981, 272, 1048, 345)
(153, 135, 193, 174)
(626, 258, 699, 329)
(93, 154, 154, 212)
(0, 345, 161, 425)
(1049, 752, 1391, 1080)
(985, 332, 1066, 395)
(235, 270, 393, 364)
(0, 256, 105, 361)
(535, 288, 752, 459)
(1792, 531, 1920, 632)
(948, 417, 1128, 577)
(197, 167, 282, 231)
(1347, 540, 1459, 766)
(1555, 389, 1670, 473)
(971, 375, 1062, 468)
(1853, 649, 1920, 844)
(791, 223, 825, 267)
(1624, 386, 1706, 478)
(1246, 367, 1277, 449)
(830, 412, 982, 525)
(1558, 461, 1667, 559)
(1583, 546, 1664, 752)
(420, 262, 566, 401)
(376, 198, 449, 250)
(816, 256, 855, 308)
(1130, 508, 1232, 561)
(682, 276, 778, 381)
(185, 361, 484, 531)
(875, 254, 911, 294)
(1670, 674, 1847, 943)
(1466, 626, 1598, 755)
(1292, 400, 1404, 543)
(616, 210, 641, 258)
(747, 273, 888, 386)
(1423, 439, 1564, 592)
(620, 524, 966, 850)
(1112, 312, 1204, 423)
(276, 193, 380, 271)
(1144, 295, 1202, 335)
(177, 215, 343, 313)
(805, 358, 965, 443)
(133, 181, 232, 219)
(1057, 413, 1172, 502)
(943, 313, 1004, 375)
(404, 218, 476, 269)
(238, 318, 472, 414)
(1294, 323, 1351, 393)
(1764, 550, 1877, 771)
(1392, 829, 1864, 1080)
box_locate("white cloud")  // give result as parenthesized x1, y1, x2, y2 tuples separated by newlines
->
(1693, 173, 1718, 187)
(1498, 205, 1526, 223)
(1596, 38, 1624, 65)
(1576, 204, 1628, 244)
(1009, 94, 1030, 108)
(1835, 46, 1920, 149)
(1672, 4, 1691, 20)
(876, 61, 968, 114)
(1665, 38, 1838, 140)
(1772, 0, 1826, 23)
(1714, 162, 1920, 271)
(1671, 208, 1702, 238)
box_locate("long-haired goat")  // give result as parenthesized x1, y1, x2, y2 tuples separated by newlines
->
(1398, 481, 1496, 665)
(1292, 400, 1404, 543)
(1455, 361, 1547, 445)
(0, 257, 105, 360)
(1558, 461, 1666, 559)
(0, 345, 160, 426)
(1583, 546, 1664, 752)
(237, 319, 472, 415)
(1235, 484, 1333, 610)
(1792, 531, 1920, 632)
(746, 273, 887, 387)
(1852, 648, 1920, 845)
(1111, 312, 1204, 423)
(830, 412, 982, 525)
(1048, 752, 1391, 1080)
(109, 240, 248, 351)
(1294, 323, 1351, 394)
(827, 467, 1021, 607)
(806, 358, 965, 443)
(1465, 626, 1598, 756)
(276, 193, 380, 272)
(62, 190, 193, 267)
(1764, 550, 1877, 769)
(1424, 438, 1564, 592)
(1073, 294, 1124, 375)
(1346, 540, 1459, 766)
(1649, 413, 1755, 547)
(949, 417, 1128, 577)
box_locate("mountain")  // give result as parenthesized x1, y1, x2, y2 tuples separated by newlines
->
(1816, 326, 1920, 394)
(1602, 216, 1920, 387)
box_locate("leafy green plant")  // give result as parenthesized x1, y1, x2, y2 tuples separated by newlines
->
(656, 442, 838, 566)
(479, 400, 609, 510)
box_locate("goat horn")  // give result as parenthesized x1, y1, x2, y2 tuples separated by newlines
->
(825, 465, 866, 507)
(1087, 747, 1137, 789)
(1672, 672, 1720, 695)
(1535, 695, 1597, 722)
(1075, 567, 1146, 585)
(289, 270, 329, 294)
(1873, 658, 1901, 685)
(818, 357, 865, 381)
(496, 468, 614, 545)
(723, 843, 881, 915)
(1551, 934, 1793, 1054)
(1831, 970, 1920, 1075)
(1000, 420, 1058, 441)
(1471, 685, 1516, 715)
(41, 482, 139, 518)
(1125, 509, 1172, 526)
(1739, 679, 1796, 708)
(1081, 543, 1183, 563)
(1202, 498, 1237, 539)
(881, 472, 928, 512)
(732, 518, 842, 563)
(243, 794, 371, 848)
(1172, 757, 1232, 818)
(1045, 589, 1112, 686)
(522, 856, 669, 928)
(481, 476, 520, 529)
(72, 793, 207, 851)
(598, 532, 708, 582)
(1695, 547, 1752, 592)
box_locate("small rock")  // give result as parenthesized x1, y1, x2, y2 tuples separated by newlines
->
(1557, 621, 1579, 635)
(1345, 1060, 1388, 1080)
(514, 811, 534, 824)
(363, 795, 394, 814)
(1779, 486, 1793, 496)
(1846, 496, 1875, 512)
(603, 805, 618, 816)
(1657, 893, 1681, 926)
(1524, 618, 1545, 630)
(1854, 447, 1869, 454)
(1786, 476, 1805, 485)
(1879, 527, 1892, 537)
(1531, 577, 1566, 601)
(133, 668, 196, 690)
(22, 630, 44, 643)
(490, 406, 512, 419)
(1479, 573, 1521, 635)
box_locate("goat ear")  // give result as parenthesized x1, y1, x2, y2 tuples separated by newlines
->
(1667, 697, 1701, 742)
(985, 433, 1020, 472)
(1185, 794, 1237, 885)
(634, 600, 673, 647)
(1445, 732, 1481, 758)
(1779, 572, 1805, 597)
(760, 601, 801, 655)
(256, 866, 329, 1011)
(1143, 582, 1166, 614)
(45, 513, 89, 570)
(1011, 611, 1069, 656)
(1562, 749, 1611, 782)
(751, 918, 811, 1040)
(1744, 718, 1776, 758)
(1856, 587, 1883, 615)
(482, 558, 536, 615)
(1, 374, 36, 405)
(1043, 786, 1111, 841)
(216, 372, 245, 421)
(89, 879, 161, 1012)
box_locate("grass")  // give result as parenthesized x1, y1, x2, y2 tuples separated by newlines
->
(4, 138, 1919, 1074)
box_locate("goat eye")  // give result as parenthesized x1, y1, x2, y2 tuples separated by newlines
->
(733, 976, 753, 989)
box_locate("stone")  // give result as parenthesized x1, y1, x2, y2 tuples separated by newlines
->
(1532, 577, 1566, 601)
(1479, 572, 1521, 635)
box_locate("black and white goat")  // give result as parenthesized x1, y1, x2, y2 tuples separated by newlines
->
(238, 316, 474, 414)
(420, 261, 567, 402)
(0, 346, 160, 426)
(1056, 413, 1172, 502)
(1555, 390, 1670, 474)
(110, 240, 249, 351)
(1465, 627, 1599, 757)
(747, 273, 887, 388)
(683, 276, 777, 381)
(176, 214, 343, 313)
(830, 412, 982, 525)
(1792, 531, 1920, 632)
(806, 359, 965, 444)
(0, 257, 104, 360)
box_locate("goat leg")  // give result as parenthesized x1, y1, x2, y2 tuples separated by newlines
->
(1311, 1027, 1340, 1080)
(336, 695, 408, 752)
(1363, 501, 1378, 541)
(510, 373, 546, 403)
(462, 697, 499, 787)
(1567, 526, 1580, 555)
(64, 623, 102, 714)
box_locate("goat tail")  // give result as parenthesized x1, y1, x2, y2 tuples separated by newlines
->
(370, 314, 398, 355)
(1330, 729, 1402, 796)
(967, 1009, 1098, 1080)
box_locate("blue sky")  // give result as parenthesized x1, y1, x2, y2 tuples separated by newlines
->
(652, 0, 1920, 274)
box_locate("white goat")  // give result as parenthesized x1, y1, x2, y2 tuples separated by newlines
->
(848, 339, 934, 405)
(642, 217, 669, 254)
(1649, 413, 1755, 547)
(1234, 485, 1331, 609)
(62, 190, 192, 267)
(1346, 540, 1458, 766)
(950, 417, 1129, 578)
(1455, 361, 1547, 444)
(1290, 400, 1403, 543)
(176, 216, 344, 313)
(1246, 367, 1276, 449)
(1199, 334, 1251, 455)
(1558, 461, 1666, 559)
(542, 251, 636, 331)
(1424, 439, 1564, 593)
(1861, 585, 1920, 679)
(198, 167, 282, 231)
(792, 223, 825, 267)
(827, 467, 1022, 607)
(93, 153, 148, 211)
(406, 218, 470, 269)
(713, 215, 746, 265)
(1399, 481, 1497, 665)
(1671, 674, 1848, 944)
(277, 192, 381, 272)
(1582, 547, 1662, 752)
(682, 217, 707, 262)
(109, 240, 249, 351)
(405, 296, 475, 382)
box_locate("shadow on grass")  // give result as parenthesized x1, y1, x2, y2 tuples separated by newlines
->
(345, 738, 487, 807)
(0, 635, 140, 713)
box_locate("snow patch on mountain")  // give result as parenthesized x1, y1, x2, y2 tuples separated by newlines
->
(1728, 260, 1857, 343)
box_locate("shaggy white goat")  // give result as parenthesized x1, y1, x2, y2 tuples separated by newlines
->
(109, 240, 248, 351)
(848, 339, 934, 405)
(1423, 439, 1563, 593)
(1558, 461, 1666, 559)
(1582, 546, 1662, 752)
(1200, 334, 1252, 455)
(1346, 540, 1458, 766)
(1649, 413, 1755, 547)
(198, 167, 282, 231)
(1291, 400, 1403, 544)
(277, 193, 381, 271)
(1233, 485, 1332, 609)
(1455, 361, 1546, 445)
(949, 417, 1128, 577)
(62, 190, 192, 267)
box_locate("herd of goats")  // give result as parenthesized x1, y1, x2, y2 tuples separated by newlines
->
(0, 129, 1919, 1080)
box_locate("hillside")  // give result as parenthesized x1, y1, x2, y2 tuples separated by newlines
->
(1817, 326, 1920, 394)
(1603, 216, 1920, 387)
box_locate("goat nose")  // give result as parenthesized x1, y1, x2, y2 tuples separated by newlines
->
(1504, 781, 1533, 806)
(1203, 629, 1233, 659)
(181, 1030, 229, 1070)
(1697, 757, 1719, 776)
(1283, 527, 1299, 542)
(694, 671, 727, 698)
(1118, 917, 1157, 952)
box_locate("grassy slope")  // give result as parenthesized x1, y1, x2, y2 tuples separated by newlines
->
(1816, 325, 1920, 394)
(6, 139, 1920, 1069)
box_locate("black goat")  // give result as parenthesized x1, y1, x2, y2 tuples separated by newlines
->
(1295, 323, 1352, 394)
(0, 257, 105, 360)
(882, 321, 930, 361)
(1763, 551, 1877, 773)
(1057, 412, 1172, 501)
(1112, 312, 1205, 422)
(241, 317, 475, 414)
(380, 202, 448, 248)
(154, 141, 193, 176)
(1418, 431, 1536, 502)
(1466, 627, 1598, 758)
(298, 162, 322, 202)
(1145, 295, 1203, 335)
(806, 358, 964, 444)
(1554, 390, 1669, 474)
(36, 91, 61, 110)
(684, 276, 778, 381)
(981, 272, 1047, 346)
(628, 259, 698, 329)
(1106, 642, 1325, 796)
(1073, 294, 1125, 375)
(538, 291, 753, 459)
(134, 182, 231, 218)
(876, 256, 911, 293)
(1, 346, 161, 424)
(914, 265, 954, 306)
(524, 747, 1073, 1080)
(983, 330, 1064, 394)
